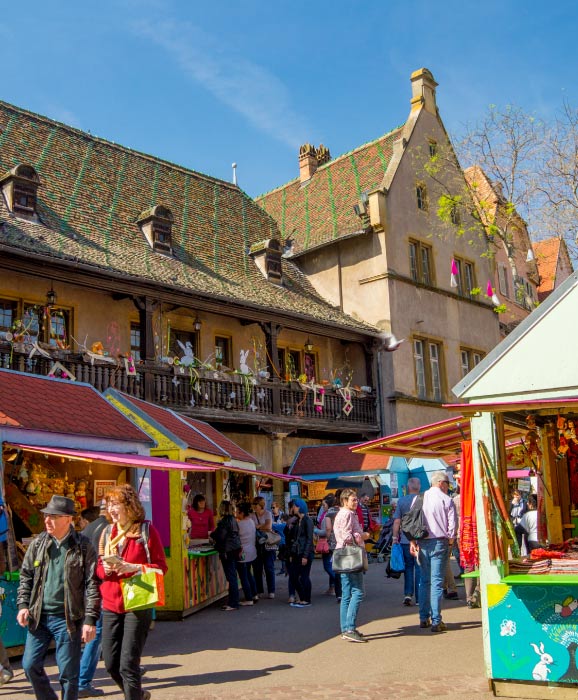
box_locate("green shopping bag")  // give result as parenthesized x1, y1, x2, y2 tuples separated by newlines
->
(121, 568, 165, 611)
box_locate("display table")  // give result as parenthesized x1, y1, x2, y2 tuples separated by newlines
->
(158, 547, 227, 620)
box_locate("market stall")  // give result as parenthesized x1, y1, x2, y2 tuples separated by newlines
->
(449, 270, 578, 698)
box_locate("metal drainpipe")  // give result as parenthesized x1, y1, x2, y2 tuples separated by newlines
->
(376, 349, 386, 436)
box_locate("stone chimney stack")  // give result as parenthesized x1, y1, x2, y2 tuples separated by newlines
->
(299, 143, 318, 183)
(410, 68, 438, 115)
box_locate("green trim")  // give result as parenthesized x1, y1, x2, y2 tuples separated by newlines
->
(36, 128, 56, 170)
(0, 114, 17, 157)
(461, 570, 479, 578)
(63, 142, 94, 225)
(349, 153, 362, 199)
(303, 186, 310, 249)
(326, 168, 338, 238)
(213, 183, 219, 271)
(188, 549, 217, 558)
(104, 152, 128, 265)
(376, 141, 389, 170)
(501, 575, 578, 585)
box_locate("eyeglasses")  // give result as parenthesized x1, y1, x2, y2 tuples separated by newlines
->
(441, 480, 450, 485)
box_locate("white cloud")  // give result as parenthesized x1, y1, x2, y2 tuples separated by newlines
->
(131, 19, 310, 149)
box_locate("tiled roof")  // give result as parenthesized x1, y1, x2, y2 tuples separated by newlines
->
(534, 238, 561, 298)
(0, 369, 150, 442)
(289, 443, 390, 476)
(0, 100, 376, 335)
(178, 415, 258, 465)
(113, 394, 228, 458)
(256, 128, 403, 254)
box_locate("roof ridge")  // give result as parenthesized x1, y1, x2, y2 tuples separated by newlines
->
(256, 124, 405, 200)
(0, 99, 241, 193)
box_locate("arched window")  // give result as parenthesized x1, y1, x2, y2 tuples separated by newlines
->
(416, 183, 428, 211)
(0, 163, 41, 216)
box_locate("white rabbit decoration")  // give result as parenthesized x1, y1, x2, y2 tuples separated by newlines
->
(176, 340, 195, 367)
(530, 642, 553, 681)
(239, 349, 251, 375)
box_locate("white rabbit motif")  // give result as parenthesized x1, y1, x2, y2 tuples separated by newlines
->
(239, 349, 251, 375)
(176, 340, 195, 367)
(530, 642, 553, 681)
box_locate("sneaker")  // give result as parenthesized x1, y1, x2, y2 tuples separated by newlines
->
(252, 595, 260, 603)
(267, 592, 275, 599)
(342, 630, 367, 643)
(445, 591, 459, 600)
(221, 605, 238, 611)
(431, 621, 447, 633)
(239, 600, 254, 606)
(0, 668, 13, 687)
(419, 618, 431, 628)
(403, 596, 412, 606)
(78, 687, 104, 698)
(290, 601, 311, 608)
(288, 596, 295, 604)
(336, 597, 342, 603)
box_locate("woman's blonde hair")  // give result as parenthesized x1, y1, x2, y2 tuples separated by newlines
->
(340, 488, 357, 506)
(105, 484, 145, 523)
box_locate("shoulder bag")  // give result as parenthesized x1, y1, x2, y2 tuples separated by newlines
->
(332, 543, 365, 573)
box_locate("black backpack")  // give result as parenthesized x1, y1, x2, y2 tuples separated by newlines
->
(401, 496, 429, 541)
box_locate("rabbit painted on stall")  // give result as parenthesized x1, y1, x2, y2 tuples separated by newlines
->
(530, 642, 553, 681)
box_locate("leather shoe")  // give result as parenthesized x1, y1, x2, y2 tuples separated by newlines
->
(419, 619, 431, 628)
(431, 621, 447, 633)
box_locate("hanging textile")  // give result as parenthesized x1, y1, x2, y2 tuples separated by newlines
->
(459, 441, 479, 571)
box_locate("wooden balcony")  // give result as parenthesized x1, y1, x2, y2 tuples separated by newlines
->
(0, 345, 378, 435)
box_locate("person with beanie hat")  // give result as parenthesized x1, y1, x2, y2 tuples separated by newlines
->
(289, 498, 314, 608)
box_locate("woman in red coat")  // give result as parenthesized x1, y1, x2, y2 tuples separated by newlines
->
(96, 484, 167, 700)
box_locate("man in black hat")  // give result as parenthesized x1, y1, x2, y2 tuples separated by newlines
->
(17, 495, 101, 700)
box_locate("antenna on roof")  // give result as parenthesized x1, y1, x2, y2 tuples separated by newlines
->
(232, 163, 237, 186)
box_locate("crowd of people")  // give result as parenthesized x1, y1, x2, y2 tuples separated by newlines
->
(2, 472, 480, 697)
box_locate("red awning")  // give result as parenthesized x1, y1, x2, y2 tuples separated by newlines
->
(6, 443, 304, 482)
(351, 416, 524, 458)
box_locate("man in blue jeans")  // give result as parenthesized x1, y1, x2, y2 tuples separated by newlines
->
(392, 477, 422, 606)
(410, 471, 456, 633)
(17, 495, 100, 700)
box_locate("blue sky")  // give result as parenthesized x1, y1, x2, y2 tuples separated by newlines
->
(0, 0, 576, 197)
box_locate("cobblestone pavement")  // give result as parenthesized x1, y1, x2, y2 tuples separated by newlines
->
(4, 558, 494, 700)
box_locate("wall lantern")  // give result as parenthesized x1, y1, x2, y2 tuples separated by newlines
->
(193, 315, 202, 332)
(46, 283, 57, 308)
(304, 337, 314, 353)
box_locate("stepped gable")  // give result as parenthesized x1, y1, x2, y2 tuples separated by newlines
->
(0, 369, 150, 443)
(0, 100, 375, 334)
(256, 128, 402, 254)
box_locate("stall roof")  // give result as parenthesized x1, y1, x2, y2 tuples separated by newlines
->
(105, 391, 259, 465)
(288, 443, 390, 478)
(6, 443, 303, 482)
(0, 370, 151, 444)
(351, 416, 524, 457)
(444, 397, 578, 414)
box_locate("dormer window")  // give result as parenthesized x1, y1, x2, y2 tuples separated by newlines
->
(0, 163, 40, 218)
(249, 238, 283, 285)
(136, 205, 174, 254)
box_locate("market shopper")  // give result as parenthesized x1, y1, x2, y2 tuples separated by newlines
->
(411, 471, 457, 633)
(510, 489, 528, 550)
(96, 485, 167, 700)
(288, 498, 314, 608)
(250, 497, 276, 598)
(324, 495, 342, 601)
(516, 494, 539, 552)
(211, 501, 243, 610)
(392, 477, 421, 606)
(334, 489, 370, 642)
(316, 494, 336, 595)
(17, 495, 100, 700)
(187, 494, 215, 540)
(78, 500, 112, 697)
(235, 502, 258, 605)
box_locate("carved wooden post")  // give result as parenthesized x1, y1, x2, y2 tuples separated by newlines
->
(260, 321, 282, 416)
(133, 296, 157, 403)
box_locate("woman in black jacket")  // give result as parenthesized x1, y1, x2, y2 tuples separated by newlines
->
(211, 501, 242, 610)
(288, 498, 314, 608)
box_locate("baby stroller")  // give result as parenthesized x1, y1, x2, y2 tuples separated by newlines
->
(367, 519, 394, 563)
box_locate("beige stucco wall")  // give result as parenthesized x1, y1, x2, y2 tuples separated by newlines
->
(0, 269, 370, 386)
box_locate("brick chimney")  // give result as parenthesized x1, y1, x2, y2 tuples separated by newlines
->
(410, 68, 438, 115)
(299, 143, 318, 183)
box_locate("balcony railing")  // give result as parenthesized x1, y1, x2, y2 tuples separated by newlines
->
(0, 345, 377, 430)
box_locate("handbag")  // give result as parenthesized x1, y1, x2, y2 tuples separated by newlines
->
(315, 537, 329, 554)
(332, 543, 365, 573)
(256, 530, 281, 547)
(121, 567, 165, 611)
